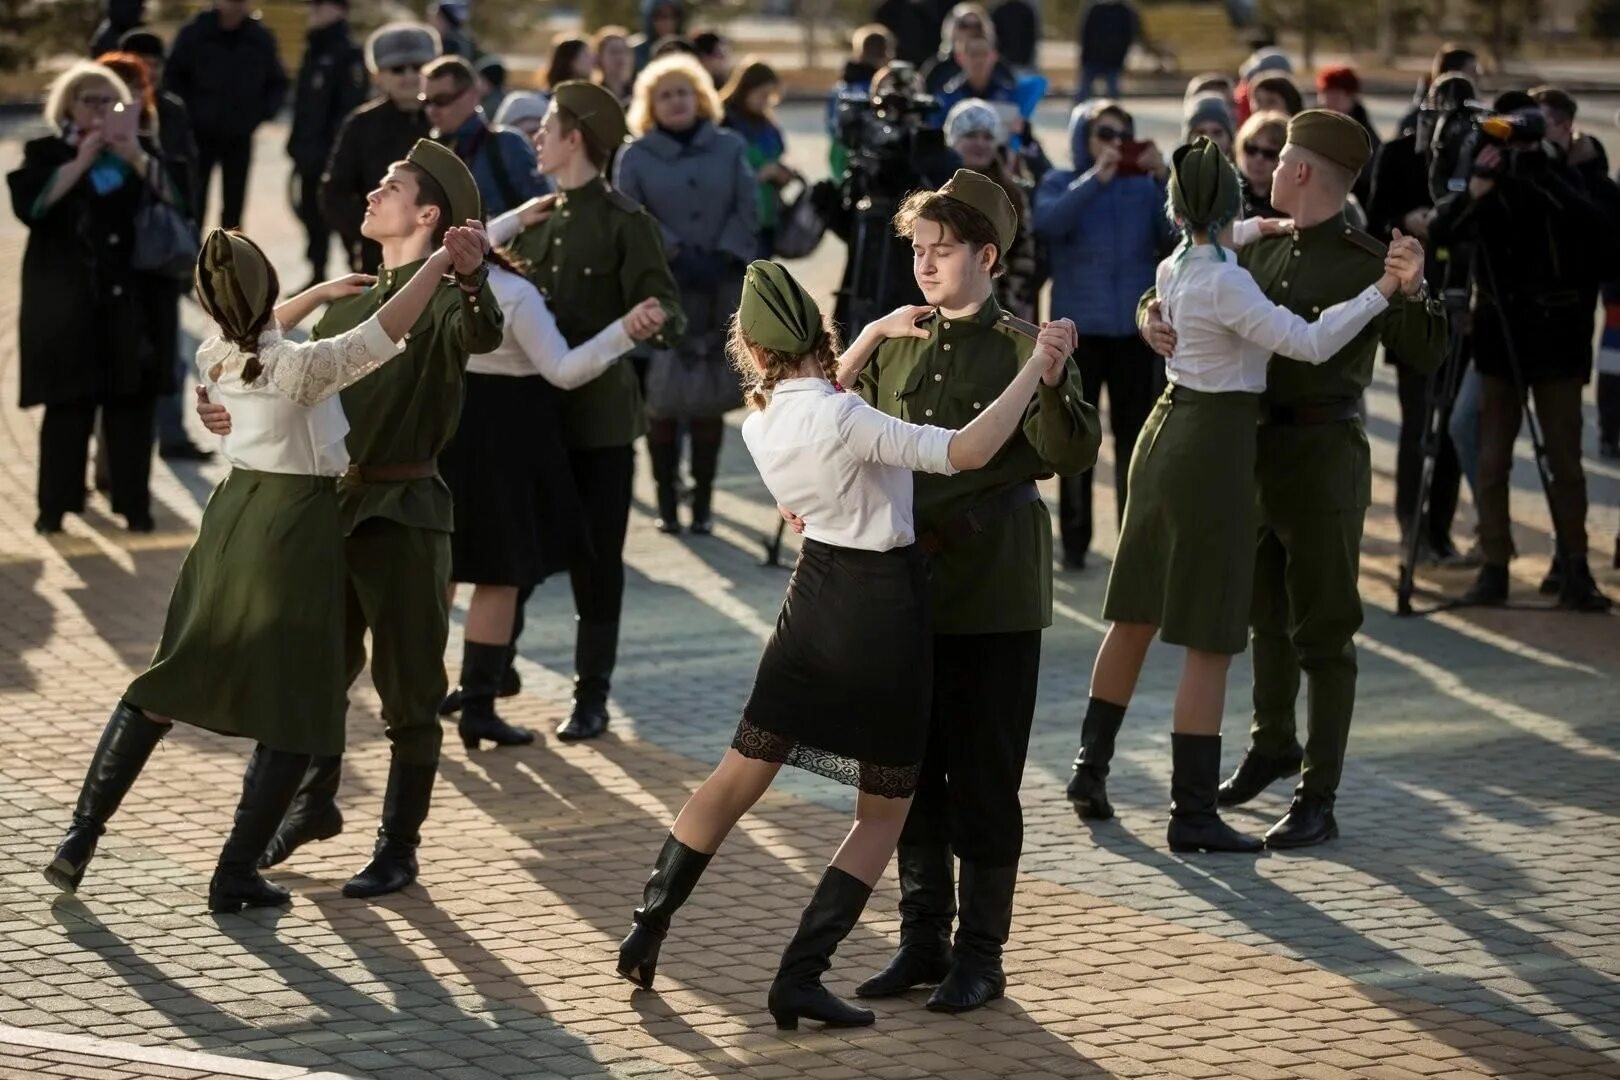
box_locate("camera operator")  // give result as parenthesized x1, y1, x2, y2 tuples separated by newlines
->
(1367, 72, 1476, 565)
(815, 62, 956, 339)
(1430, 94, 1617, 611)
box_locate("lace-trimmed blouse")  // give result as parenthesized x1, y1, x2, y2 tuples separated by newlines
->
(197, 315, 404, 477)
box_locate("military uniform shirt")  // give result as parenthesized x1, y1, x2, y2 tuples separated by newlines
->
(856, 295, 1102, 634)
(314, 258, 504, 535)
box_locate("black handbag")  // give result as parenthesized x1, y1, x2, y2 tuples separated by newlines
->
(132, 181, 200, 281)
(772, 172, 827, 260)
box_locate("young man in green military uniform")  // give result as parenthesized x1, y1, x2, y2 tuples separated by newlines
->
(200, 140, 503, 898)
(837, 171, 1101, 1013)
(1138, 111, 1447, 849)
(471, 80, 686, 743)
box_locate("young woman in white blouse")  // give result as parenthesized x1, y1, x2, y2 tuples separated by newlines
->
(1065, 138, 1415, 853)
(43, 226, 477, 913)
(613, 260, 1075, 1031)
(438, 249, 667, 751)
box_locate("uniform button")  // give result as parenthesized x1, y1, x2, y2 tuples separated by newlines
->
(942, 321, 951, 329)
(924, 408, 933, 417)
(943, 343, 952, 351)
(893, 390, 901, 399)
(402, 332, 410, 341)
(972, 401, 981, 409)
(553, 265, 559, 272)
(1281, 281, 1289, 288)
(111, 285, 123, 297)
(1292, 249, 1300, 257)
(1312, 305, 1321, 314)
(108, 233, 119, 245)
(933, 373, 943, 382)
(584, 267, 592, 275)
(555, 238, 562, 246)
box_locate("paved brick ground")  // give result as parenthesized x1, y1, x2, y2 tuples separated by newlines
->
(2, 107, 1619, 1079)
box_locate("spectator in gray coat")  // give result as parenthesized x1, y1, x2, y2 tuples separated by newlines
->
(615, 52, 757, 537)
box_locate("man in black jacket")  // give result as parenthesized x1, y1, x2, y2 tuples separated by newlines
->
(320, 22, 438, 274)
(164, 0, 288, 230)
(289, 0, 368, 286)
(89, 0, 144, 57)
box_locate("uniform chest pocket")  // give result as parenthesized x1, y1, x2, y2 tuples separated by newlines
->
(945, 376, 1006, 417)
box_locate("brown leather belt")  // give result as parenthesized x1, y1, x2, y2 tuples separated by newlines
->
(918, 481, 1042, 555)
(344, 461, 438, 484)
(1261, 400, 1361, 426)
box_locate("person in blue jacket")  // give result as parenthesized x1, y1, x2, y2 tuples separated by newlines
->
(1032, 99, 1173, 570)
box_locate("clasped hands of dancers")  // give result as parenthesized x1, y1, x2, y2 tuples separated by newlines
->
(44, 109, 1445, 1031)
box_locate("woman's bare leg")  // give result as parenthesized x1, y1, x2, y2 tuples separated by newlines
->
(670, 749, 782, 854)
(829, 790, 914, 886)
(1089, 621, 1157, 706)
(466, 585, 517, 646)
(1172, 648, 1231, 735)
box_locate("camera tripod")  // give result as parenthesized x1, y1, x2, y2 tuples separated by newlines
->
(1396, 242, 1567, 615)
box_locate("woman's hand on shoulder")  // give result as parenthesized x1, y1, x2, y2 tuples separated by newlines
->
(517, 193, 558, 228)
(318, 272, 376, 302)
(1256, 217, 1295, 238)
(868, 304, 933, 342)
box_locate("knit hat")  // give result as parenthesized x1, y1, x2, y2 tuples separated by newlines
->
(1184, 71, 1231, 105)
(938, 168, 1017, 254)
(738, 260, 824, 354)
(195, 229, 273, 343)
(944, 98, 1004, 145)
(1286, 108, 1373, 173)
(1316, 64, 1360, 95)
(494, 90, 549, 129)
(552, 80, 630, 154)
(366, 22, 440, 72)
(1184, 93, 1234, 140)
(1239, 46, 1293, 83)
(1169, 137, 1240, 230)
(406, 137, 482, 225)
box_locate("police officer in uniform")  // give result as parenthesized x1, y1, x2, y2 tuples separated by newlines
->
(201, 141, 504, 898)
(851, 171, 1101, 1013)
(470, 82, 686, 742)
(321, 22, 439, 274)
(1140, 112, 1447, 848)
(288, 0, 368, 286)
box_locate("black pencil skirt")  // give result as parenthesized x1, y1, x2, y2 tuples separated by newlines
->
(733, 538, 932, 799)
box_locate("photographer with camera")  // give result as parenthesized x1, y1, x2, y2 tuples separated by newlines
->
(1430, 93, 1616, 612)
(816, 62, 956, 339)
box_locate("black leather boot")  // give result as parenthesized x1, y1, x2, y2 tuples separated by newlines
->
(927, 861, 1017, 1013)
(438, 650, 521, 716)
(557, 620, 617, 741)
(649, 438, 681, 535)
(1065, 697, 1126, 820)
(616, 832, 714, 989)
(1264, 792, 1339, 849)
(258, 755, 343, 869)
(688, 436, 720, 536)
(209, 745, 312, 913)
(1539, 555, 1564, 597)
(341, 760, 437, 899)
(855, 844, 955, 997)
(1216, 742, 1304, 807)
(767, 867, 875, 1030)
(456, 641, 536, 750)
(1166, 733, 1263, 854)
(1462, 563, 1510, 606)
(44, 702, 167, 894)
(1556, 558, 1613, 613)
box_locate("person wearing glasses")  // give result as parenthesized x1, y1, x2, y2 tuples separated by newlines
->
(163, 0, 288, 230)
(1235, 110, 1289, 219)
(1032, 99, 1173, 572)
(321, 22, 440, 274)
(420, 55, 548, 219)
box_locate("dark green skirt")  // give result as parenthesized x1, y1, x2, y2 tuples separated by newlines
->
(1102, 385, 1261, 655)
(124, 469, 347, 756)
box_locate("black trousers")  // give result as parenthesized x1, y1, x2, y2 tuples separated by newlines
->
(1057, 334, 1159, 562)
(294, 165, 331, 277)
(899, 630, 1042, 868)
(39, 396, 155, 520)
(1393, 359, 1463, 549)
(513, 444, 635, 645)
(1600, 372, 1620, 445)
(196, 132, 254, 230)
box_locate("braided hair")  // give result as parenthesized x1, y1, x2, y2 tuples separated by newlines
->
(725, 311, 843, 410)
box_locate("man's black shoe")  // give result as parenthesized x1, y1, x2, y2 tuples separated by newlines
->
(159, 440, 215, 462)
(1557, 558, 1613, 613)
(1216, 744, 1303, 807)
(1264, 795, 1338, 849)
(1461, 563, 1509, 606)
(1539, 556, 1563, 597)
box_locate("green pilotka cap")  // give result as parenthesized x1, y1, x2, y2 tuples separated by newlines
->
(739, 260, 824, 354)
(407, 137, 482, 227)
(195, 228, 273, 342)
(937, 168, 1018, 255)
(1286, 108, 1373, 173)
(1169, 136, 1241, 229)
(552, 80, 630, 154)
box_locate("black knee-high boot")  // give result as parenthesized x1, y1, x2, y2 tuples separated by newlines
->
(617, 833, 713, 989)
(209, 745, 313, 913)
(854, 843, 955, 997)
(648, 437, 681, 535)
(44, 701, 167, 894)
(341, 758, 437, 899)
(1167, 733, 1263, 854)
(927, 860, 1018, 1013)
(687, 430, 721, 536)
(258, 754, 343, 869)
(768, 867, 876, 1030)
(456, 641, 536, 750)
(1066, 697, 1126, 819)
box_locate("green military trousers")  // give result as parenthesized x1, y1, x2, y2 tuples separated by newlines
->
(343, 517, 452, 767)
(1247, 505, 1367, 799)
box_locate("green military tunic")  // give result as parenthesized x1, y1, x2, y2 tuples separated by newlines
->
(856, 295, 1102, 634)
(313, 259, 504, 765)
(508, 177, 686, 448)
(1144, 211, 1446, 797)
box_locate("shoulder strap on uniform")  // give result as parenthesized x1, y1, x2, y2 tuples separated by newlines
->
(605, 187, 643, 214)
(1342, 226, 1387, 258)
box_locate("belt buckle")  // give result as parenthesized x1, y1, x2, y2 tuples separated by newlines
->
(339, 464, 361, 490)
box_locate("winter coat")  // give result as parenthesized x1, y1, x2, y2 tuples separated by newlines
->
(992, 0, 1039, 68)
(1032, 102, 1172, 338)
(1079, 1, 1139, 70)
(164, 10, 289, 141)
(614, 121, 758, 271)
(288, 19, 368, 174)
(874, 0, 950, 66)
(320, 97, 431, 273)
(633, 0, 687, 71)
(7, 134, 187, 406)
(435, 112, 548, 219)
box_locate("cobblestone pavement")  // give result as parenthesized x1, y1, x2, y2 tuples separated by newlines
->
(2, 107, 1619, 1080)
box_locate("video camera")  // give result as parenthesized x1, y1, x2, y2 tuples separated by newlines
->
(833, 67, 945, 198)
(1421, 101, 1548, 202)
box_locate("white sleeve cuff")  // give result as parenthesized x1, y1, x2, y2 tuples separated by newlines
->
(487, 210, 522, 247)
(359, 313, 407, 360)
(925, 426, 959, 476)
